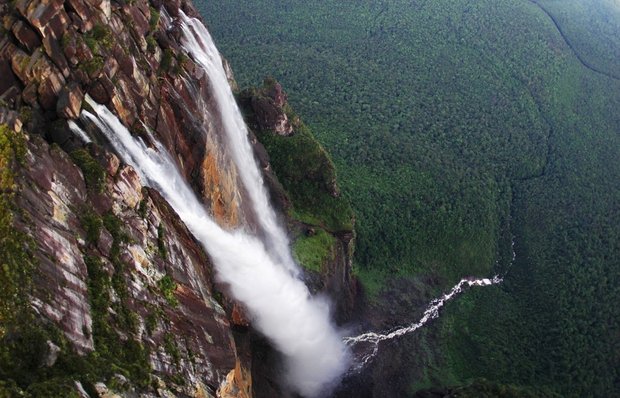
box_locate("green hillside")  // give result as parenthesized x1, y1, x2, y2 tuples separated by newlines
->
(197, 0, 620, 395)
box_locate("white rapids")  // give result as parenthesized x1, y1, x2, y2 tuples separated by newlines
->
(344, 275, 503, 370)
(68, 120, 92, 143)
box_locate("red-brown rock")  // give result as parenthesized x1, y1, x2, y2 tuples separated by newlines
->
(45, 9, 70, 39)
(57, 82, 83, 119)
(164, 0, 181, 18)
(103, 56, 118, 78)
(231, 303, 250, 328)
(87, 79, 110, 104)
(43, 35, 70, 77)
(251, 95, 293, 136)
(12, 20, 42, 52)
(125, 5, 150, 38)
(17, 0, 65, 37)
(266, 80, 287, 108)
(0, 61, 21, 105)
(249, 80, 294, 136)
(66, 0, 92, 24)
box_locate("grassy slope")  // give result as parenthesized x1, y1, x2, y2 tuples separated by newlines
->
(198, 0, 620, 395)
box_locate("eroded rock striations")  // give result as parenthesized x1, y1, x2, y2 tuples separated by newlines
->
(0, 0, 356, 396)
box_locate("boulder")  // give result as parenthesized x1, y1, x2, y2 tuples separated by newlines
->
(66, 0, 92, 23)
(231, 303, 250, 328)
(103, 56, 118, 78)
(57, 82, 83, 119)
(37, 68, 65, 109)
(12, 20, 41, 52)
(16, 0, 65, 38)
(10, 49, 33, 84)
(43, 35, 70, 77)
(83, 0, 111, 19)
(87, 79, 111, 104)
(45, 9, 70, 39)
(163, 0, 181, 18)
(124, 4, 150, 38)
(105, 152, 120, 176)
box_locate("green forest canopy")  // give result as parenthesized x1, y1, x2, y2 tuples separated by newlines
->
(198, 0, 620, 396)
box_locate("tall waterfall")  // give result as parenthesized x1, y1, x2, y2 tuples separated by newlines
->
(83, 96, 349, 397)
(177, 11, 297, 275)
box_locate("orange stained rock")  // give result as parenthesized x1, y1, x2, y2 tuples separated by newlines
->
(218, 359, 252, 398)
(201, 151, 239, 228)
(230, 303, 250, 328)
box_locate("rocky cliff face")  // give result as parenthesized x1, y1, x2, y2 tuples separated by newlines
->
(1, 0, 248, 227)
(0, 0, 356, 396)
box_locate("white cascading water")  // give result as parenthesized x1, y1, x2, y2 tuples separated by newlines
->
(343, 275, 503, 371)
(172, 10, 519, 380)
(344, 237, 515, 370)
(82, 96, 349, 397)
(68, 120, 92, 143)
(72, 11, 519, 389)
(177, 11, 297, 275)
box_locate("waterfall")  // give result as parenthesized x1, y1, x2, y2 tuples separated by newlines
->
(68, 120, 92, 143)
(344, 275, 503, 370)
(82, 97, 349, 397)
(177, 11, 297, 275)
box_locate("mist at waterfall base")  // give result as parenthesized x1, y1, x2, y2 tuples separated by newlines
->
(83, 97, 349, 397)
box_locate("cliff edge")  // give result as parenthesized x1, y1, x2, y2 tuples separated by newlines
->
(0, 0, 356, 396)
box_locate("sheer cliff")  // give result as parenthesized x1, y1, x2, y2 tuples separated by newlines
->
(0, 0, 356, 396)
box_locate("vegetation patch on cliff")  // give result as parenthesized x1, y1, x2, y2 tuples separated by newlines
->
(85, 24, 114, 53)
(70, 148, 105, 193)
(82, 212, 151, 388)
(158, 274, 178, 307)
(242, 83, 354, 233)
(0, 125, 30, 334)
(292, 229, 335, 272)
(0, 126, 97, 397)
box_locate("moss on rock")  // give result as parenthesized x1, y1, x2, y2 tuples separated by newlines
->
(0, 125, 32, 336)
(292, 229, 335, 272)
(70, 148, 105, 193)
